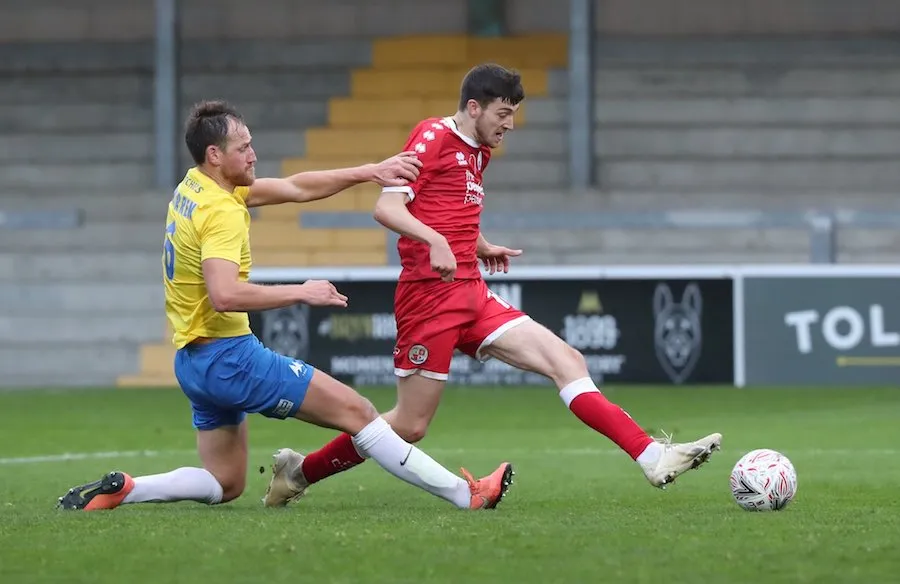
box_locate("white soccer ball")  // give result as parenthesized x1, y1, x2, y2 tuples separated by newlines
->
(730, 449, 798, 511)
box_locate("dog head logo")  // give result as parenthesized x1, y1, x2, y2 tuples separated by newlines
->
(261, 304, 310, 361)
(653, 283, 702, 384)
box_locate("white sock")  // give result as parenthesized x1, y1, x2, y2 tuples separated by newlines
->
(351, 417, 471, 509)
(636, 442, 663, 465)
(122, 467, 223, 505)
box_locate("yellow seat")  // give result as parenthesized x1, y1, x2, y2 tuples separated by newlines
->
(328, 98, 460, 128)
(351, 67, 548, 98)
(135, 343, 177, 376)
(308, 249, 387, 266)
(253, 247, 388, 268)
(255, 183, 381, 221)
(467, 36, 568, 68)
(250, 221, 334, 250)
(280, 157, 378, 174)
(304, 128, 411, 158)
(250, 223, 386, 253)
(117, 373, 178, 388)
(371, 36, 470, 67)
(370, 34, 568, 68)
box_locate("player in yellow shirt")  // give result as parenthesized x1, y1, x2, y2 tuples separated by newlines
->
(57, 101, 512, 512)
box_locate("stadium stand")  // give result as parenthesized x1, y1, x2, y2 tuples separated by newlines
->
(118, 32, 567, 387)
(3, 1, 900, 388)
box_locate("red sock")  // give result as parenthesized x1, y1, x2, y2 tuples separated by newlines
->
(300, 433, 366, 484)
(562, 378, 653, 460)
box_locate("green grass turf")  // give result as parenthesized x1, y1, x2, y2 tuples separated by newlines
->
(1, 385, 898, 584)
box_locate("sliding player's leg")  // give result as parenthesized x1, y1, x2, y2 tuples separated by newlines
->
(264, 368, 511, 510)
(472, 309, 721, 488)
(57, 340, 263, 511)
(57, 415, 245, 511)
(290, 284, 508, 500)
(297, 369, 446, 485)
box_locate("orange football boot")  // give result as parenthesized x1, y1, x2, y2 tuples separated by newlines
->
(462, 462, 514, 510)
(57, 471, 135, 511)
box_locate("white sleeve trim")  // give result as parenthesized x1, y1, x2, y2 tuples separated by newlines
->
(382, 185, 415, 202)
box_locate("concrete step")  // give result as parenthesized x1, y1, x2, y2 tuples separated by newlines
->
(838, 252, 900, 263)
(600, 128, 900, 158)
(0, 342, 139, 379)
(594, 190, 900, 210)
(509, 249, 813, 265)
(488, 227, 811, 253)
(0, 74, 149, 105)
(0, 315, 163, 344)
(0, 162, 152, 189)
(0, 283, 162, 314)
(0, 252, 163, 282)
(589, 39, 900, 66)
(0, 129, 304, 163)
(0, 39, 371, 74)
(599, 159, 900, 192)
(1, 132, 152, 163)
(485, 158, 567, 188)
(0, 104, 151, 133)
(0, 193, 168, 221)
(0, 72, 351, 105)
(548, 67, 900, 98)
(0, 222, 162, 252)
(524, 97, 900, 125)
(0, 100, 328, 133)
(505, 127, 900, 158)
(249, 130, 305, 159)
(839, 228, 900, 250)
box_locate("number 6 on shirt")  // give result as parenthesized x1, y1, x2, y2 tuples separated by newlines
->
(164, 221, 176, 280)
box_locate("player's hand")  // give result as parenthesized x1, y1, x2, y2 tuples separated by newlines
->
(430, 240, 457, 282)
(477, 243, 523, 274)
(297, 280, 348, 307)
(371, 151, 423, 187)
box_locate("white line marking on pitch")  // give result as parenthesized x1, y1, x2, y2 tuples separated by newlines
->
(0, 447, 896, 466)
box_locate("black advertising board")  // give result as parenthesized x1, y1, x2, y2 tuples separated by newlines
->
(249, 278, 734, 386)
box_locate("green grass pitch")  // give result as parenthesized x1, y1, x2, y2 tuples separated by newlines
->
(1, 385, 898, 583)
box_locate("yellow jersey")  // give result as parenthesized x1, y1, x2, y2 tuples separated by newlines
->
(163, 167, 253, 349)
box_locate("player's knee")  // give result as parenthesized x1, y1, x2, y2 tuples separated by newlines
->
(220, 482, 245, 503)
(548, 341, 588, 384)
(210, 472, 245, 503)
(566, 344, 587, 371)
(393, 419, 429, 443)
(342, 394, 379, 434)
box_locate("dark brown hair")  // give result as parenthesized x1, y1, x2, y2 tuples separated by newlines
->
(458, 63, 525, 111)
(184, 100, 244, 164)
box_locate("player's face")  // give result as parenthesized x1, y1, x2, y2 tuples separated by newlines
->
(473, 99, 519, 149)
(220, 121, 257, 187)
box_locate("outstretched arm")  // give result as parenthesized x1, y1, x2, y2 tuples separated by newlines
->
(476, 232, 523, 274)
(244, 152, 422, 208)
(203, 259, 348, 312)
(373, 191, 457, 281)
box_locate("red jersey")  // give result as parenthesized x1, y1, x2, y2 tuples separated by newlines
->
(383, 117, 491, 282)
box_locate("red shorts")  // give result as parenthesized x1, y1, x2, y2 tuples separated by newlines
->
(393, 278, 530, 380)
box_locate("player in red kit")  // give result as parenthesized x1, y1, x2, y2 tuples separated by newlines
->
(264, 64, 722, 506)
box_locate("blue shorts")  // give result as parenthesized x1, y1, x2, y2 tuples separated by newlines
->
(173, 334, 315, 431)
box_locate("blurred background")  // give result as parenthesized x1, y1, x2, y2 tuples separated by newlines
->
(2, 0, 900, 389)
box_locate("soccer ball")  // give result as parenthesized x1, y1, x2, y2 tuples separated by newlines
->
(729, 449, 798, 512)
